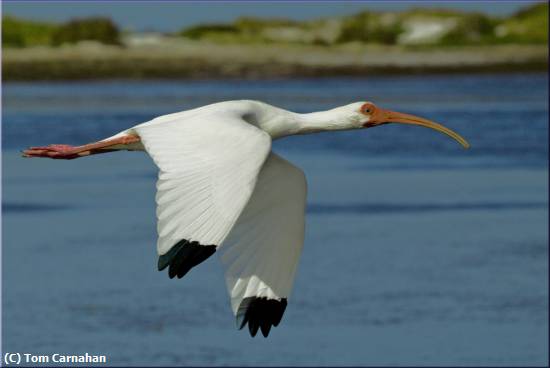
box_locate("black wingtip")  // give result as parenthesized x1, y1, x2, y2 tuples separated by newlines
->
(237, 314, 247, 330)
(236, 297, 287, 338)
(260, 321, 271, 338)
(158, 239, 216, 279)
(249, 320, 259, 337)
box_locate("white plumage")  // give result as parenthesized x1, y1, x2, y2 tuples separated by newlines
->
(135, 114, 271, 253)
(220, 152, 306, 313)
(23, 99, 469, 338)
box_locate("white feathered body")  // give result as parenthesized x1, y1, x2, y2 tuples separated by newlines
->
(25, 98, 468, 337)
(107, 100, 325, 322)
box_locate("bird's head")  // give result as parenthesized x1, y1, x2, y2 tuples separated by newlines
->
(344, 101, 469, 149)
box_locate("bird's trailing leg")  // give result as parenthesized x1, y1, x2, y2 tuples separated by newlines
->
(22, 135, 141, 160)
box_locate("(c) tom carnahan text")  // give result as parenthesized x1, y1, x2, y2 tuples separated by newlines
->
(4, 353, 107, 365)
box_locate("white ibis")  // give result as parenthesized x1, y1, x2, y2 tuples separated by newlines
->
(23, 100, 469, 337)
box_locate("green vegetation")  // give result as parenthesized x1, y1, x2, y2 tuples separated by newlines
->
(180, 17, 307, 43)
(438, 13, 496, 45)
(51, 17, 121, 46)
(2, 2, 547, 49)
(2, 16, 120, 48)
(2, 16, 58, 47)
(495, 2, 548, 44)
(180, 24, 239, 40)
(337, 11, 403, 44)
(428, 3, 548, 45)
(176, 2, 548, 46)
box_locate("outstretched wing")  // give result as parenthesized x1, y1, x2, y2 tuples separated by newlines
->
(219, 152, 307, 337)
(134, 114, 271, 278)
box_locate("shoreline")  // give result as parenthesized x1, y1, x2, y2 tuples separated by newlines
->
(4, 62, 547, 82)
(3, 43, 547, 81)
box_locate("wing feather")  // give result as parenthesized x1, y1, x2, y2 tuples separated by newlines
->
(134, 115, 271, 262)
(219, 152, 307, 336)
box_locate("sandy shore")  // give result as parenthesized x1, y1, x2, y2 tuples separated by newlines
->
(3, 40, 548, 80)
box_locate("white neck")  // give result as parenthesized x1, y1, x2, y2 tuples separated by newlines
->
(240, 101, 359, 139)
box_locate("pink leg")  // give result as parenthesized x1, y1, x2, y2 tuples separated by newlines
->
(22, 135, 140, 160)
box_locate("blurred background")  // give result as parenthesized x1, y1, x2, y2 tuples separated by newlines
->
(2, 1, 548, 366)
(2, 1, 549, 79)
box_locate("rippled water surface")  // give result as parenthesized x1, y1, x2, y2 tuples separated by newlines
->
(2, 74, 548, 366)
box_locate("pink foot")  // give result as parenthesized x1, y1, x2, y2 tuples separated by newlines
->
(22, 144, 81, 159)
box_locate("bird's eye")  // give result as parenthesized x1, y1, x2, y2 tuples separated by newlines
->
(361, 104, 373, 114)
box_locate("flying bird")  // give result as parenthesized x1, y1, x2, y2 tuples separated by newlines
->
(23, 100, 469, 337)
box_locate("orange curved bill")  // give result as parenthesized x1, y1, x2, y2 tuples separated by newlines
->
(370, 108, 470, 149)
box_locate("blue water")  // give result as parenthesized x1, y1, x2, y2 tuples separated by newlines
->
(2, 74, 548, 366)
